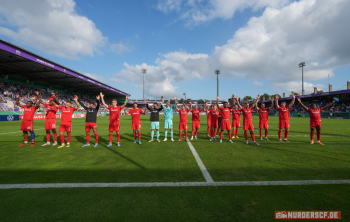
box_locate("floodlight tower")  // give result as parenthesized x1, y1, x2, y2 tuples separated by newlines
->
(298, 62, 305, 95)
(215, 69, 220, 97)
(142, 68, 147, 100)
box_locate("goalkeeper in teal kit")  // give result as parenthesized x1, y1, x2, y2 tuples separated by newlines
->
(163, 96, 177, 142)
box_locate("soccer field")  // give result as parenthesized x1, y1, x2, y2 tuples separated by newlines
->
(0, 115, 350, 221)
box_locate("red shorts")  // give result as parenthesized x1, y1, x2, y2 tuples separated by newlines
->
(221, 119, 231, 130)
(20, 120, 33, 131)
(179, 122, 188, 130)
(207, 119, 211, 127)
(231, 119, 241, 128)
(45, 119, 56, 130)
(85, 122, 97, 132)
(259, 120, 269, 129)
(243, 121, 254, 131)
(211, 121, 218, 129)
(192, 121, 200, 129)
(310, 121, 321, 129)
(279, 120, 290, 129)
(59, 121, 72, 132)
(109, 121, 120, 132)
(132, 121, 141, 130)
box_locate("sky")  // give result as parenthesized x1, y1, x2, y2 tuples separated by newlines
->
(0, 0, 349, 100)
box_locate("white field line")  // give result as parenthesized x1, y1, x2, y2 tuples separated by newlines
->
(1, 180, 349, 189)
(195, 135, 350, 138)
(187, 140, 214, 183)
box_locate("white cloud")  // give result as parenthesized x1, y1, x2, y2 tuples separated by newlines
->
(118, 0, 350, 98)
(254, 81, 264, 86)
(0, 0, 129, 58)
(274, 81, 325, 95)
(157, 0, 291, 26)
(110, 42, 132, 55)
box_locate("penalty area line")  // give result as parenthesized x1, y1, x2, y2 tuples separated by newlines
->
(0, 180, 349, 189)
(187, 140, 214, 183)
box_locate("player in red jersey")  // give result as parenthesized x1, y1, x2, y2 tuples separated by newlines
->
(255, 97, 274, 141)
(275, 93, 295, 142)
(16, 94, 40, 146)
(175, 102, 190, 141)
(297, 98, 335, 145)
(236, 95, 260, 145)
(100, 93, 128, 147)
(52, 95, 80, 148)
(231, 95, 241, 139)
(189, 100, 206, 140)
(216, 95, 234, 143)
(36, 91, 59, 146)
(204, 103, 220, 141)
(124, 102, 146, 144)
(206, 104, 212, 136)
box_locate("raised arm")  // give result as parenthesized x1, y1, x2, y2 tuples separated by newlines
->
(175, 99, 179, 112)
(35, 91, 45, 105)
(31, 96, 40, 109)
(189, 100, 193, 110)
(15, 94, 21, 107)
(236, 97, 242, 109)
(201, 101, 208, 111)
(216, 95, 220, 109)
(230, 94, 235, 109)
(143, 106, 147, 114)
(78, 99, 88, 110)
(251, 94, 260, 109)
(121, 95, 128, 109)
(289, 93, 295, 107)
(171, 96, 177, 109)
(275, 94, 280, 109)
(51, 92, 59, 105)
(321, 99, 336, 110)
(182, 102, 190, 110)
(99, 92, 109, 108)
(73, 95, 80, 110)
(124, 107, 130, 115)
(297, 98, 308, 110)
(96, 94, 100, 110)
(269, 97, 275, 109)
(146, 99, 152, 111)
(51, 100, 60, 108)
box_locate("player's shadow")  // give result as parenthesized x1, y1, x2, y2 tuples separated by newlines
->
(98, 136, 147, 170)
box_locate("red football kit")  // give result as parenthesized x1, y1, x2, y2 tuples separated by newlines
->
(59, 106, 76, 132)
(241, 107, 254, 131)
(20, 105, 36, 131)
(108, 106, 121, 131)
(128, 108, 144, 130)
(179, 109, 189, 130)
(258, 108, 270, 129)
(231, 109, 241, 128)
(219, 107, 231, 130)
(209, 110, 220, 128)
(191, 109, 201, 129)
(206, 110, 211, 127)
(278, 106, 290, 129)
(45, 104, 58, 130)
(307, 108, 322, 128)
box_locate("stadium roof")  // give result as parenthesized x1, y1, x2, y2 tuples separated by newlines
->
(0, 39, 129, 97)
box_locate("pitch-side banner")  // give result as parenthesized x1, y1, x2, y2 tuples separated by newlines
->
(0, 115, 20, 122)
(19, 114, 61, 120)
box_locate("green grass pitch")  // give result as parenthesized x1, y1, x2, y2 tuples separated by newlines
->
(0, 115, 349, 221)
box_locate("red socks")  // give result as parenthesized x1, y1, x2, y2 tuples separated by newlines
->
(284, 131, 288, 139)
(109, 134, 113, 143)
(117, 133, 120, 143)
(207, 127, 210, 135)
(191, 130, 194, 137)
(232, 129, 235, 137)
(259, 129, 262, 138)
(95, 134, 98, 143)
(133, 132, 137, 140)
(220, 131, 223, 140)
(138, 132, 141, 140)
(228, 131, 231, 139)
(310, 131, 314, 141)
(250, 132, 256, 142)
(24, 139, 28, 143)
(185, 131, 187, 140)
(46, 133, 51, 143)
(265, 130, 268, 138)
(179, 131, 182, 139)
(67, 134, 71, 143)
(278, 131, 282, 140)
(236, 129, 239, 137)
(317, 131, 321, 141)
(86, 133, 90, 144)
(60, 135, 65, 144)
(53, 133, 57, 142)
(244, 131, 248, 140)
(195, 129, 198, 136)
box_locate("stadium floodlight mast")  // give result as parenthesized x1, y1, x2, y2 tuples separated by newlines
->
(298, 62, 306, 95)
(215, 69, 220, 96)
(183, 93, 186, 101)
(142, 68, 147, 100)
